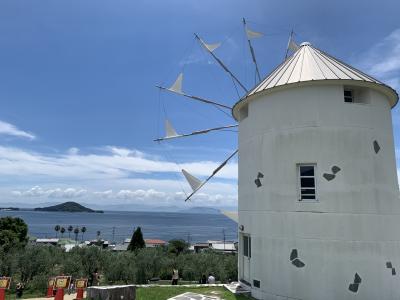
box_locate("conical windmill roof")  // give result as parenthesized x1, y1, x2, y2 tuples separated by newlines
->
(233, 42, 398, 120)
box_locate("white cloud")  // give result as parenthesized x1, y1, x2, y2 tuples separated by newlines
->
(94, 190, 113, 198)
(11, 186, 237, 207)
(0, 120, 35, 140)
(355, 28, 400, 91)
(67, 147, 79, 155)
(13, 186, 87, 199)
(1, 145, 237, 207)
(0, 145, 237, 180)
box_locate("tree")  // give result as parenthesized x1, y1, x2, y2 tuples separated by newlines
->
(168, 239, 189, 255)
(68, 226, 73, 238)
(74, 228, 79, 242)
(81, 227, 87, 241)
(0, 217, 28, 251)
(60, 227, 66, 238)
(54, 225, 61, 238)
(127, 227, 145, 251)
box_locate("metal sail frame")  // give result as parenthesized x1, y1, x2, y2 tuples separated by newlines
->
(154, 20, 269, 201)
(184, 149, 238, 202)
(243, 18, 262, 82)
(156, 85, 231, 110)
(194, 33, 248, 93)
(154, 124, 238, 142)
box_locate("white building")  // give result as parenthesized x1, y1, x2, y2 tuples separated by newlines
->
(232, 42, 399, 299)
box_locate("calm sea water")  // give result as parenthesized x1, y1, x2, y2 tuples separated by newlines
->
(0, 210, 237, 243)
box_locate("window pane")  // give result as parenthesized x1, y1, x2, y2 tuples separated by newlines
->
(301, 195, 316, 200)
(301, 177, 315, 188)
(301, 189, 315, 195)
(243, 236, 249, 257)
(344, 97, 353, 103)
(344, 90, 352, 97)
(300, 166, 314, 176)
(249, 237, 251, 258)
(344, 90, 353, 103)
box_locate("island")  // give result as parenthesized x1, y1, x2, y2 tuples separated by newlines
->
(34, 201, 104, 213)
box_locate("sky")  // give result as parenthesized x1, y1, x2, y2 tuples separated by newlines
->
(0, 0, 399, 210)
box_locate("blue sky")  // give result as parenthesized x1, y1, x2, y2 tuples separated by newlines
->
(0, 0, 399, 209)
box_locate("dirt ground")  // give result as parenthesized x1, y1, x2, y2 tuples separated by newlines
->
(26, 292, 86, 300)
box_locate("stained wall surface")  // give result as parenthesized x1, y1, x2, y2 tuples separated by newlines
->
(237, 84, 400, 300)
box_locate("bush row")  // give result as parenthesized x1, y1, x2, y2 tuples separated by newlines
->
(0, 245, 237, 292)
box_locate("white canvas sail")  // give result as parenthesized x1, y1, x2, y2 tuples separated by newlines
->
(246, 28, 263, 39)
(221, 210, 238, 223)
(165, 119, 178, 138)
(200, 39, 221, 52)
(182, 169, 202, 191)
(287, 37, 299, 52)
(168, 73, 183, 94)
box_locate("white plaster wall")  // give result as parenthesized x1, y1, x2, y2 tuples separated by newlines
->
(237, 84, 400, 299)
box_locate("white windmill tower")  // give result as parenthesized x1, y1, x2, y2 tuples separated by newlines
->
(156, 25, 400, 300)
(232, 42, 399, 299)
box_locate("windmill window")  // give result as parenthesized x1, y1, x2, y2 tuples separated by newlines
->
(344, 86, 370, 104)
(243, 235, 251, 258)
(298, 164, 317, 201)
(344, 90, 354, 103)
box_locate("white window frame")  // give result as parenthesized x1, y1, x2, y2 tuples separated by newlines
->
(297, 164, 318, 202)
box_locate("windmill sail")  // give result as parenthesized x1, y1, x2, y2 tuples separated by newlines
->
(182, 169, 202, 191)
(285, 30, 299, 59)
(200, 40, 221, 52)
(184, 149, 238, 202)
(154, 124, 238, 142)
(246, 28, 263, 39)
(168, 73, 183, 94)
(157, 84, 231, 110)
(165, 119, 178, 138)
(195, 34, 248, 93)
(221, 210, 238, 223)
(243, 18, 262, 82)
(288, 38, 299, 52)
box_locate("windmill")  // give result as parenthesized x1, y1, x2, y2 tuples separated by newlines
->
(155, 20, 400, 300)
(155, 19, 292, 203)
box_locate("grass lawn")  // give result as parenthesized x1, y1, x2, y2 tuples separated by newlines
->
(136, 286, 251, 300)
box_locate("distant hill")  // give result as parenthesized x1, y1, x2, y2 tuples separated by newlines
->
(181, 207, 221, 214)
(34, 201, 103, 213)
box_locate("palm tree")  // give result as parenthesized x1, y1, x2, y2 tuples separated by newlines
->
(81, 227, 87, 242)
(60, 227, 66, 238)
(74, 227, 79, 242)
(54, 225, 60, 238)
(96, 230, 101, 240)
(67, 225, 73, 238)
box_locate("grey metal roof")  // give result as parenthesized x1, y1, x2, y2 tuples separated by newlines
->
(233, 42, 398, 119)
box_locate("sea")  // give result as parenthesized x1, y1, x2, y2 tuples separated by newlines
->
(0, 210, 237, 244)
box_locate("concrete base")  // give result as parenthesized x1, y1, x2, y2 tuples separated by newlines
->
(86, 285, 135, 300)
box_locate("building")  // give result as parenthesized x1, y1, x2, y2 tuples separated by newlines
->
(232, 42, 400, 299)
(145, 239, 167, 248)
(208, 240, 237, 253)
(112, 238, 167, 251)
(35, 238, 59, 246)
(85, 239, 109, 249)
(189, 240, 237, 253)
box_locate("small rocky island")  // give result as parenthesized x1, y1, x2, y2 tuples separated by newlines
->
(34, 201, 103, 213)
